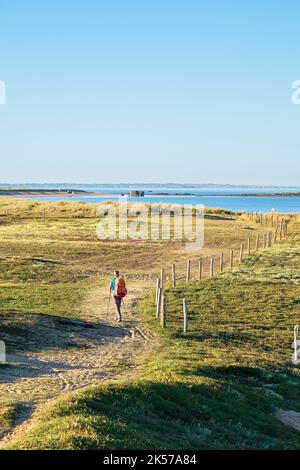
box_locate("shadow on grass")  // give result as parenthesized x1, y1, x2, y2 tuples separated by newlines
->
(173, 329, 255, 346)
(10, 375, 300, 450)
(0, 311, 130, 354)
(0, 311, 132, 385)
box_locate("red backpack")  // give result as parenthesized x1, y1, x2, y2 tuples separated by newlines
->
(115, 277, 128, 298)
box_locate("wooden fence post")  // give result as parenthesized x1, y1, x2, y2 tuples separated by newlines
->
(210, 257, 214, 278)
(229, 250, 234, 269)
(198, 259, 202, 280)
(280, 222, 283, 241)
(255, 233, 259, 251)
(247, 237, 251, 255)
(155, 278, 160, 306)
(274, 228, 278, 243)
(284, 221, 288, 237)
(160, 268, 164, 288)
(186, 259, 191, 283)
(183, 298, 188, 333)
(268, 231, 272, 248)
(156, 288, 162, 319)
(172, 263, 176, 287)
(220, 252, 224, 272)
(263, 233, 266, 248)
(160, 294, 166, 328)
(239, 243, 244, 263)
(266, 232, 270, 248)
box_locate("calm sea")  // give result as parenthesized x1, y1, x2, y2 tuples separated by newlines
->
(7, 185, 300, 213)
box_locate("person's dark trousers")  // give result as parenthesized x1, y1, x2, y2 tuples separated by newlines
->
(114, 296, 122, 321)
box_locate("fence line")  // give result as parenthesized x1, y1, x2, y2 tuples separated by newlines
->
(154, 214, 289, 329)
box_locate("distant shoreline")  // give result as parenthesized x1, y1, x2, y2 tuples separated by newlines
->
(154, 192, 300, 197)
(0, 189, 113, 197)
(0, 189, 300, 198)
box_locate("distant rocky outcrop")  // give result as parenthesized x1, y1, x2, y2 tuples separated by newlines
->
(128, 190, 145, 197)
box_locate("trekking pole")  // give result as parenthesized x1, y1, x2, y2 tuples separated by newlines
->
(106, 292, 111, 318)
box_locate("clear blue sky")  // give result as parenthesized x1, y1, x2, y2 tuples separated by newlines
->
(0, 1, 299, 185)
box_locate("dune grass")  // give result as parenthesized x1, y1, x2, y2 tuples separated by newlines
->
(0, 197, 236, 219)
(3, 217, 300, 449)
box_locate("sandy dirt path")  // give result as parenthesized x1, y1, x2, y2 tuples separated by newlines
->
(0, 277, 157, 445)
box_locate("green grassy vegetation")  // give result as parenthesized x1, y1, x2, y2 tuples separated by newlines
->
(3, 217, 300, 449)
(0, 401, 18, 440)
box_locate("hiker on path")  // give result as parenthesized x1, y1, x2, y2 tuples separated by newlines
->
(109, 271, 128, 322)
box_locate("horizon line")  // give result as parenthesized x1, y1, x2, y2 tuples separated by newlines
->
(1, 183, 299, 188)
